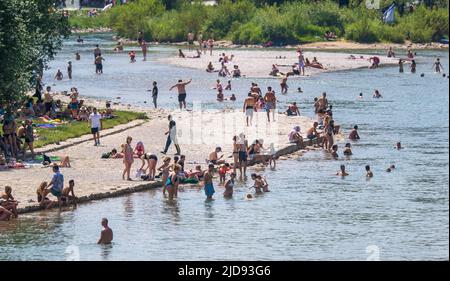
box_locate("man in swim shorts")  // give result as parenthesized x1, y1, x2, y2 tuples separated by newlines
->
(243, 93, 256, 127)
(203, 164, 215, 200)
(46, 165, 64, 210)
(264, 87, 277, 122)
(97, 218, 113, 244)
(170, 79, 192, 110)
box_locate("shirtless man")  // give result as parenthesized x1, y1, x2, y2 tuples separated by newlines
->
(349, 125, 360, 141)
(336, 164, 349, 177)
(317, 92, 328, 112)
(94, 44, 101, 60)
(203, 164, 215, 200)
(280, 76, 288, 95)
(62, 179, 77, 205)
(55, 69, 63, 80)
(264, 87, 277, 122)
(243, 93, 256, 127)
(170, 79, 192, 110)
(306, 122, 320, 140)
(97, 218, 113, 244)
(209, 147, 225, 165)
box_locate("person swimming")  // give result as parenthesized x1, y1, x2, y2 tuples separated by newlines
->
(365, 165, 373, 178)
(343, 143, 353, 156)
(336, 165, 349, 177)
(331, 144, 339, 158)
(349, 125, 360, 141)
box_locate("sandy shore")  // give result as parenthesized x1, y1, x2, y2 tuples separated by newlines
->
(159, 49, 399, 79)
(4, 102, 331, 212)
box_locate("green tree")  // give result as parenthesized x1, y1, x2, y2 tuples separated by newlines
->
(0, 0, 70, 108)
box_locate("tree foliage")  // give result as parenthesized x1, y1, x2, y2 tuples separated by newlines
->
(0, 0, 70, 108)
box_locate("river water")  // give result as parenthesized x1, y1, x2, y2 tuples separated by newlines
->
(0, 34, 448, 260)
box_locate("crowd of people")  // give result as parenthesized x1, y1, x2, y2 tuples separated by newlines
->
(1, 32, 447, 248)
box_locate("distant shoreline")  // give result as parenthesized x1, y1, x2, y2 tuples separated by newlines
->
(71, 29, 448, 51)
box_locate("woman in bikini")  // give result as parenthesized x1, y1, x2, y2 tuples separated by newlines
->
(69, 93, 79, 119)
(223, 172, 236, 198)
(140, 153, 158, 180)
(122, 136, 134, 181)
(158, 157, 172, 196)
(165, 164, 180, 200)
(2, 117, 17, 158)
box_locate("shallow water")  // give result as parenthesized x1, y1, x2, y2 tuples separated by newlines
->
(0, 34, 448, 260)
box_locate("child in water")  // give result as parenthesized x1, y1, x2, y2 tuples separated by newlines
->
(365, 165, 374, 178)
(129, 51, 136, 63)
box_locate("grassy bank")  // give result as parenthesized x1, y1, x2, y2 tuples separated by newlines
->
(1, 111, 147, 149)
(33, 110, 147, 148)
(67, 0, 449, 45)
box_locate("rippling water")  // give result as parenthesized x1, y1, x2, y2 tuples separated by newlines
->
(0, 34, 448, 260)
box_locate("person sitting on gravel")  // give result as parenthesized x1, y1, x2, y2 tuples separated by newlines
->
(206, 62, 215, 73)
(286, 102, 300, 116)
(0, 205, 13, 221)
(61, 179, 77, 205)
(37, 181, 54, 209)
(307, 122, 321, 141)
(288, 126, 303, 145)
(1, 186, 19, 218)
(208, 147, 226, 165)
(232, 65, 241, 78)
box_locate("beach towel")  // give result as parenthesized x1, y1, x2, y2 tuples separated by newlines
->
(36, 124, 57, 129)
(35, 155, 61, 162)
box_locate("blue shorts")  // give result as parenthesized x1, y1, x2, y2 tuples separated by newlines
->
(51, 188, 62, 197)
(204, 183, 215, 197)
(91, 127, 99, 134)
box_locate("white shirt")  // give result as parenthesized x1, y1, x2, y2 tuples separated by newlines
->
(89, 112, 102, 129)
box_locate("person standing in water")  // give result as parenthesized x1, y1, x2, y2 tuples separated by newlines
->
(169, 79, 192, 110)
(433, 58, 444, 73)
(203, 164, 215, 200)
(297, 49, 306, 76)
(365, 165, 374, 178)
(141, 40, 148, 61)
(94, 44, 101, 60)
(243, 93, 256, 127)
(97, 218, 113, 244)
(187, 32, 194, 51)
(223, 173, 236, 198)
(264, 87, 277, 122)
(410, 60, 417, 73)
(151, 81, 158, 109)
(95, 55, 105, 74)
(67, 61, 72, 79)
(55, 69, 63, 80)
(399, 59, 405, 73)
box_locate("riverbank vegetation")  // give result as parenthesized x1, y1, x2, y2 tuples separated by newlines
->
(69, 0, 449, 45)
(32, 110, 147, 148)
(0, 0, 70, 105)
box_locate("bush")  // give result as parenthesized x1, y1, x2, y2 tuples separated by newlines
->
(68, 0, 449, 45)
